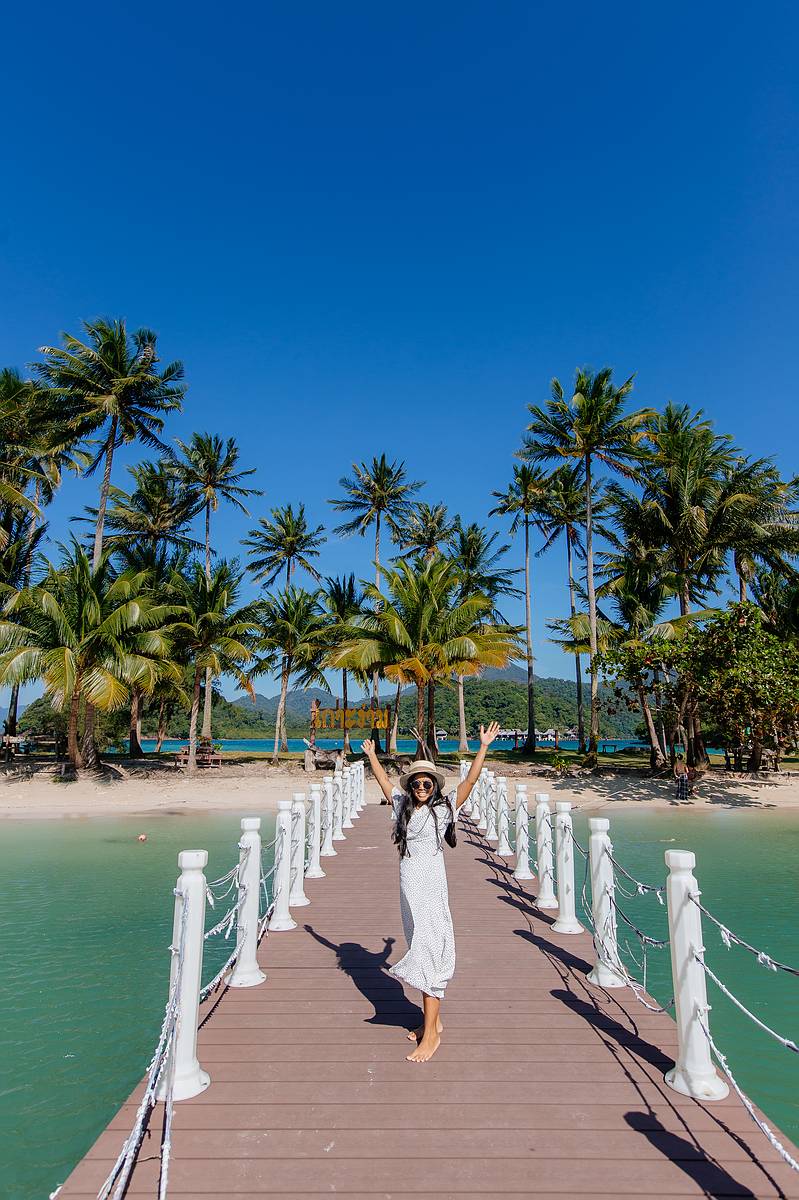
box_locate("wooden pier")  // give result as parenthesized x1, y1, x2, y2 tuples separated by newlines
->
(60, 787, 799, 1198)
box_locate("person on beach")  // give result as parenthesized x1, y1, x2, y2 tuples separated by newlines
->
(361, 721, 500, 1064)
(674, 753, 690, 801)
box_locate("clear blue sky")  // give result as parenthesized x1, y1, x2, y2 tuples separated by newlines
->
(2, 1, 798, 700)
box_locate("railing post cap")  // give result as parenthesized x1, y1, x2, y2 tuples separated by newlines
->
(555, 800, 572, 813)
(323, 774, 333, 781)
(310, 781, 322, 792)
(589, 816, 610, 832)
(292, 792, 306, 803)
(240, 816, 261, 831)
(277, 799, 293, 811)
(665, 848, 696, 871)
(178, 849, 208, 869)
(534, 792, 550, 803)
(497, 774, 507, 783)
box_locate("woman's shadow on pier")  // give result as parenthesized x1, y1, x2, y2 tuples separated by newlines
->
(304, 925, 422, 1030)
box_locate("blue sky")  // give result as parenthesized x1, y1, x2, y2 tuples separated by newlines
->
(2, 1, 798, 701)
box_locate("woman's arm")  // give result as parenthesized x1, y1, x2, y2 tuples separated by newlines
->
(361, 739, 395, 804)
(455, 722, 500, 809)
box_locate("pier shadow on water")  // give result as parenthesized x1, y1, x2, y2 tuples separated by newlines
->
(304, 925, 422, 1029)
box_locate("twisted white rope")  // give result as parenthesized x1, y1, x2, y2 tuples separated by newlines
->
(696, 1008, 799, 1174)
(604, 845, 665, 899)
(689, 895, 799, 976)
(695, 953, 799, 1054)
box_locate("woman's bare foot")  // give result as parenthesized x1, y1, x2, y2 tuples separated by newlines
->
(406, 1019, 443, 1041)
(407, 1033, 441, 1062)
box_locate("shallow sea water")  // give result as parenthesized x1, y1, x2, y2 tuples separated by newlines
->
(0, 806, 797, 1198)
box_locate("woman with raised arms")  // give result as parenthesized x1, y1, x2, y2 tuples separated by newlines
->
(361, 721, 500, 1063)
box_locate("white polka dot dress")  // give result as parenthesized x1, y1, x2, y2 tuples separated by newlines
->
(388, 788, 458, 999)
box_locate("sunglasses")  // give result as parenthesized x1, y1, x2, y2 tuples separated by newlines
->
(409, 778, 435, 793)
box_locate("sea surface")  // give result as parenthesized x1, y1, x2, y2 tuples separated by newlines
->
(125, 736, 658, 754)
(1, 807, 797, 1198)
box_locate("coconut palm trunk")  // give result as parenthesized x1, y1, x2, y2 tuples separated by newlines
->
(457, 674, 468, 753)
(187, 665, 202, 772)
(273, 660, 290, 763)
(426, 680, 437, 761)
(638, 686, 665, 770)
(415, 682, 425, 756)
(522, 513, 536, 753)
(390, 678, 401, 752)
(584, 454, 600, 764)
(67, 685, 84, 770)
(129, 689, 144, 757)
(201, 501, 214, 740)
(5, 482, 40, 739)
(342, 669, 350, 752)
(565, 530, 586, 753)
(156, 700, 167, 753)
(371, 513, 382, 749)
(93, 417, 119, 569)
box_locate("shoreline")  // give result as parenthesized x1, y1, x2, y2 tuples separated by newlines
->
(2, 761, 798, 820)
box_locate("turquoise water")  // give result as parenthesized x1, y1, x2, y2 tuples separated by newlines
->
(123, 736, 657, 754)
(1, 808, 797, 1198)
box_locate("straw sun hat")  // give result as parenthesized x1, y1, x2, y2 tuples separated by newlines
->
(399, 759, 446, 792)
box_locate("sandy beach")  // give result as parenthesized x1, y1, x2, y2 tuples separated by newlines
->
(2, 760, 798, 820)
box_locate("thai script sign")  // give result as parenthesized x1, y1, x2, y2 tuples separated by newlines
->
(311, 701, 391, 731)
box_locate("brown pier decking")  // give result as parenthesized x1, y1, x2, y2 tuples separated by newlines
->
(60, 794, 799, 1198)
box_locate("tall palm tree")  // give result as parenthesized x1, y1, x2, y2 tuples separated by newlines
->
(395, 502, 458, 562)
(34, 319, 186, 568)
(449, 521, 518, 752)
(720, 457, 799, 602)
(535, 464, 590, 752)
(173, 433, 261, 739)
(522, 368, 653, 764)
(489, 463, 549, 753)
(251, 587, 326, 761)
(331, 557, 519, 758)
(168, 561, 260, 771)
(329, 454, 423, 728)
(0, 542, 177, 769)
(244, 503, 326, 587)
(322, 574, 364, 752)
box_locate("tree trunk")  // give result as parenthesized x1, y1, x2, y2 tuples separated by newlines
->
(390, 678, 401, 753)
(638, 686, 666, 770)
(67, 685, 84, 769)
(156, 700, 167, 753)
(273, 659, 290, 763)
(93, 417, 118, 569)
(81, 704, 100, 770)
(584, 455, 600, 765)
(522, 514, 536, 753)
(342, 669, 350, 752)
(187, 665, 202, 772)
(746, 738, 763, 772)
(129, 690, 144, 757)
(415, 683, 425, 757)
(6, 682, 20, 738)
(202, 502, 214, 740)
(566, 532, 585, 753)
(457, 674, 468, 753)
(426, 680, 437, 761)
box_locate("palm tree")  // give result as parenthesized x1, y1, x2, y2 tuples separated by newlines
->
(168, 561, 260, 771)
(329, 454, 423, 727)
(173, 433, 261, 739)
(535, 465, 590, 752)
(489, 463, 549, 753)
(449, 521, 519, 752)
(84, 461, 200, 559)
(244, 503, 326, 588)
(34, 319, 185, 568)
(331, 557, 519, 758)
(0, 542, 177, 769)
(522, 368, 653, 764)
(395, 502, 458, 561)
(322, 575, 364, 752)
(720, 457, 799, 602)
(251, 587, 326, 761)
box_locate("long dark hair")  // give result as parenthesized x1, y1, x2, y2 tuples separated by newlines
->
(393, 780, 456, 858)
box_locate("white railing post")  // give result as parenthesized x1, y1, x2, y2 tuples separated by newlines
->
(320, 774, 337, 857)
(664, 850, 729, 1100)
(160, 850, 210, 1100)
(496, 776, 513, 856)
(289, 792, 310, 907)
(485, 772, 498, 842)
(269, 801, 296, 931)
(229, 819, 267, 988)
(586, 818, 625, 988)
(459, 760, 473, 815)
(332, 770, 345, 840)
(305, 782, 325, 879)
(513, 783, 534, 881)
(342, 766, 355, 829)
(534, 793, 558, 909)
(477, 768, 489, 832)
(354, 761, 364, 812)
(552, 801, 584, 934)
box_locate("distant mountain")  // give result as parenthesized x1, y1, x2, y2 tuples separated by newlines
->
(232, 687, 336, 722)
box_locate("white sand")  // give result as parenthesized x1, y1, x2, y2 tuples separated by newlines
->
(2, 760, 798, 819)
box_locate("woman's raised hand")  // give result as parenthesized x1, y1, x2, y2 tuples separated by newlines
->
(479, 721, 500, 747)
(362, 738, 375, 757)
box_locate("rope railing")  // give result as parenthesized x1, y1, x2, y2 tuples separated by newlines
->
(689, 894, 799, 976)
(696, 953, 798, 1054)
